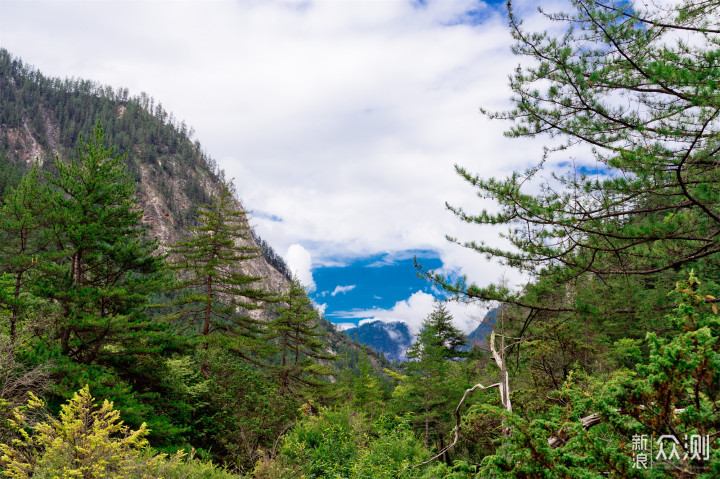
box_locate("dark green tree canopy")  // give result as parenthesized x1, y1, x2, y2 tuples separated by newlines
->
(167, 181, 274, 352)
(36, 122, 166, 363)
(266, 278, 333, 396)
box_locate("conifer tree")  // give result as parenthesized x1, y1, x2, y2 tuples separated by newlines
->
(266, 278, 334, 396)
(482, 274, 720, 477)
(343, 348, 386, 418)
(429, 0, 720, 311)
(167, 181, 273, 355)
(35, 122, 166, 364)
(0, 163, 53, 342)
(402, 303, 467, 452)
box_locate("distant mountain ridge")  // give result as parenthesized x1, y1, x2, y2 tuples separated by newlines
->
(343, 321, 413, 362)
(342, 306, 500, 361)
(466, 306, 498, 346)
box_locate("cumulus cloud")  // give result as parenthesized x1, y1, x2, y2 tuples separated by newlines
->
(334, 323, 357, 332)
(0, 0, 565, 297)
(331, 285, 356, 296)
(312, 301, 327, 315)
(285, 244, 315, 291)
(351, 290, 488, 335)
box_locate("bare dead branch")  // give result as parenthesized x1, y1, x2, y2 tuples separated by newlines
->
(412, 382, 502, 468)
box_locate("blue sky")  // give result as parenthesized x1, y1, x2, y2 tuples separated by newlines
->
(311, 251, 442, 328)
(0, 0, 561, 333)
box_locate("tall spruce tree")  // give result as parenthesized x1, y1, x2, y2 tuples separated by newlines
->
(266, 278, 334, 396)
(167, 181, 273, 356)
(35, 122, 166, 364)
(0, 163, 54, 342)
(402, 303, 467, 453)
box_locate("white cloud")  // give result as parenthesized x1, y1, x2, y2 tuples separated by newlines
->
(331, 285, 356, 296)
(334, 323, 357, 332)
(285, 244, 315, 291)
(0, 0, 567, 298)
(354, 290, 488, 335)
(312, 301, 327, 315)
(385, 326, 402, 343)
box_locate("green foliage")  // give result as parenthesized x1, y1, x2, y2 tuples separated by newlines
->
(397, 303, 467, 449)
(193, 350, 296, 473)
(351, 351, 386, 413)
(0, 386, 243, 479)
(35, 122, 168, 363)
(256, 407, 429, 479)
(426, 0, 720, 313)
(267, 278, 334, 397)
(479, 274, 720, 478)
(0, 48, 220, 214)
(0, 47, 427, 477)
(0, 153, 25, 204)
(0, 163, 54, 342)
(0, 386, 162, 478)
(166, 180, 272, 355)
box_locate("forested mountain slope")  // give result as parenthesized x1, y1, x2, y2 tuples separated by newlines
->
(0, 48, 389, 367)
(0, 48, 288, 293)
(0, 48, 407, 475)
(5, 0, 720, 473)
(344, 320, 413, 362)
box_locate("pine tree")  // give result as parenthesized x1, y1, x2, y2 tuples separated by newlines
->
(402, 303, 467, 454)
(266, 278, 334, 396)
(429, 0, 720, 310)
(35, 122, 166, 364)
(0, 163, 54, 342)
(167, 181, 273, 356)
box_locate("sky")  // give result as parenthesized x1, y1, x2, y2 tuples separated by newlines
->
(0, 0, 567, 335)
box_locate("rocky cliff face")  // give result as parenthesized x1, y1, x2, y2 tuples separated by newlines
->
(0, 51, 289, 297)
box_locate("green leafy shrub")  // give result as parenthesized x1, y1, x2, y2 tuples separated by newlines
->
(255, 408, 429, 479)
(0, 385, 243, 479)
(479, 274, 720, 478)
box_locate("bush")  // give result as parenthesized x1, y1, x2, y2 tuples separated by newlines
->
(0, 385, 243, 479)
(255, 407, 429, 479)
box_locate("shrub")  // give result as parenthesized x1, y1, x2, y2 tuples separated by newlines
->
(0, 385, 243, 479)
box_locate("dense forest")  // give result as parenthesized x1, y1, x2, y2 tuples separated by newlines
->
(2, 0, 720, 478)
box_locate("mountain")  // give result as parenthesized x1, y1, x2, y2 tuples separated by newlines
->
(343, 321, 413, 362)
(0, 48, 390, 372)
(341, 306, 502, 361)
(466, 306, 498, 347)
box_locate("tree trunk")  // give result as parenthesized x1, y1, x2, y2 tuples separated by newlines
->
(10, 269, 22, 343)
(204, 274, 212, 336)
(490, 330, 512, 413)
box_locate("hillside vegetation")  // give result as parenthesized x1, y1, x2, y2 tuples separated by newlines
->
(2, 0, 720, 478)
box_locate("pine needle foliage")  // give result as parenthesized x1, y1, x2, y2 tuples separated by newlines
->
(34, 121, 167, 364)
(427, 0, 720, 309)
(167, 181, 274, 354)
(266, 278, 334, 396)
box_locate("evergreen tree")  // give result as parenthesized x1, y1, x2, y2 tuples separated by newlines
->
(0, 163, 54, 342)
(266, 278, 334, 396)
(428, 0, 720, 310)
(401, 303, 467, 454)
(167, 181, 273, 357)
(35, 122, 166, 364)
(482, 274, 720, 478)
(343, 348, 386, 418)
